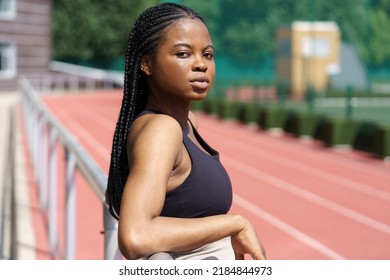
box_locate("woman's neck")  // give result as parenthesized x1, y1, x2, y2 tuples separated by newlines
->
(145, 101, 190, 130)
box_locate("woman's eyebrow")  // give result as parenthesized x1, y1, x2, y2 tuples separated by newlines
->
(172, 43, 214, 50)
(172, 43, 191, 49)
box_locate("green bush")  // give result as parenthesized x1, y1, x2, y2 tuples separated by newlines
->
(202, 98, 220, 116)
(258, 106, 287, 130)
(191, 100, 206, 112)
(198, 97, 389, 159)
(217, 100, 241, 119)
(322, 118, 358, 147)
(375, 126, 390, 158)
(284, 111, 317, 137)
(237, 102, 263, 124)
(353, 122, 378, 153)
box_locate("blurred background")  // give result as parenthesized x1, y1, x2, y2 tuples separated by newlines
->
(0, 0, 389, 260)
(3, 0, 389, 127)
(55, 0, 390, 91)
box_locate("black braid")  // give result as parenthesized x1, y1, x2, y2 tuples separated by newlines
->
(106, 3, 204, 220)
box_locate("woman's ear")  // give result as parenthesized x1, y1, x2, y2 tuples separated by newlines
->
(140, 55, 152, 76)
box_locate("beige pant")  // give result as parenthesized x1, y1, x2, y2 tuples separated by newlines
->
(146, 237, 235, 260)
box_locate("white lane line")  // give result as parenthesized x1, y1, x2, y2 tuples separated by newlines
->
(224, 156, 390, 235)
(233, 194, 346, 260)
(215, 134, 390, 202)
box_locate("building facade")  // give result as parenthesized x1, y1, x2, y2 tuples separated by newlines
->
(276, 21, 340, 100)
(0, 0, 51, 92)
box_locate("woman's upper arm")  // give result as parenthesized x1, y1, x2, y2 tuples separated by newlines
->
(118, 115, 182, 230)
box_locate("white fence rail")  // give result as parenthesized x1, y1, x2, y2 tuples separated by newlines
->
(18, 76, 121, 260)
(27, 61, 124, 93)
(0, 104, 16, 260)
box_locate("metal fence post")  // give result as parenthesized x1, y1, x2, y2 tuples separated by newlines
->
(103, 206, 121, 260)
(0, 107, 14, 259)
(37, 112, 45, 208)
(31, 106, 38, 184)
(48, 128, 58, 258)
(65, 151, 76, 260)
(40, 120, 49, 210)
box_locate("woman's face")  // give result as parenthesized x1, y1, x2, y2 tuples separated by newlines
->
(142, 18, 215, 103)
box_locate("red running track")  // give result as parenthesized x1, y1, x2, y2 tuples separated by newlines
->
(26, 90, 390, 259)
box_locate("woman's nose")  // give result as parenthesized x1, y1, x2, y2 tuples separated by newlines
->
(193, 56, 208, 72)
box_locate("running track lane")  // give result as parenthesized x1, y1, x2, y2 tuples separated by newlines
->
(31, 90, 390, 260)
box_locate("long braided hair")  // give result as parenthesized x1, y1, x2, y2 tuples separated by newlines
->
(106, 3, 204, 220)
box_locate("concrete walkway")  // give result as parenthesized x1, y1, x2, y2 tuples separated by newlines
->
(0, 93, 36, 259)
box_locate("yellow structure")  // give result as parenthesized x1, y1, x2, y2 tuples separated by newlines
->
(276, 21, 340, 100)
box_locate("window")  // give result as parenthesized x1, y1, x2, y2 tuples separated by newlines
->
(0, 43, 16, 79)
(0, 0, 16, 19)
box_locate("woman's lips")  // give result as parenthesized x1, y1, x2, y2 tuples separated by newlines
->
(191, 81, 209, 90)
(190, 77, 210, 91)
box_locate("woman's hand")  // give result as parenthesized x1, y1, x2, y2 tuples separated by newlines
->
(231, 218, 267, 260)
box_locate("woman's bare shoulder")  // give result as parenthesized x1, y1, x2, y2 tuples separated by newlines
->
(127, 113, 183, 153)
(132, 113, 181, 131)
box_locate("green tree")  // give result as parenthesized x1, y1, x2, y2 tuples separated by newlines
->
(180, 0, 221, 51)
(369, 8, 390, 64)
(53, 0, 390, 70)
(52, 0, 159, 60)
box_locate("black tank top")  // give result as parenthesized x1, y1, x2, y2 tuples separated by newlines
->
(137, 110, 233, 218)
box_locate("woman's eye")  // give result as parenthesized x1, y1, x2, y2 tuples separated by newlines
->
(176, 52, 190, 58)
(204, 52, 214, 60)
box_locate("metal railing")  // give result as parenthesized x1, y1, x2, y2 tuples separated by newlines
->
(26, 61, 123, 93)
(0, 104, 16, 260)
(18, 76, 121, 260)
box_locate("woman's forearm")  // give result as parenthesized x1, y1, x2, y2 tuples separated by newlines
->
(118, 213, 247, 259)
